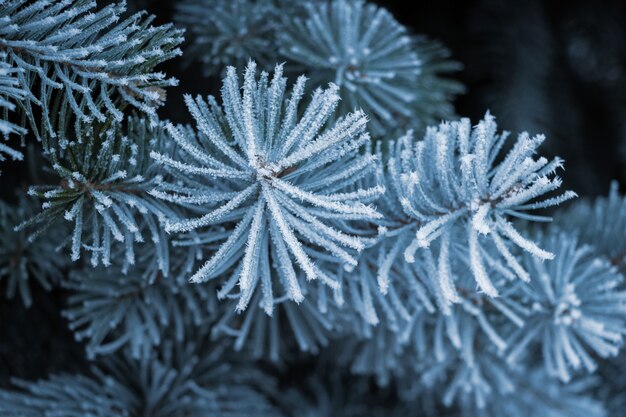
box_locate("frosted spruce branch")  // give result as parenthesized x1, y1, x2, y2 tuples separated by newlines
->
(331, 238, 529, 388)
(16, 117, 177, 271)
(389, 113, 575, 301)
(151, 61, 383, 314)
(62, 248, 214, 359)
(278, 0, 462, 137)
(335, 228, 626, 410)
(506, 231, 626, 383)
(0, 0, 183, 146)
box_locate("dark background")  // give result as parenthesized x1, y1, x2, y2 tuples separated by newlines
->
(1, 0, 625, 385)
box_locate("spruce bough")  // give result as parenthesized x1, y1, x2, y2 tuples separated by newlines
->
(0, 1, 623, 416)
